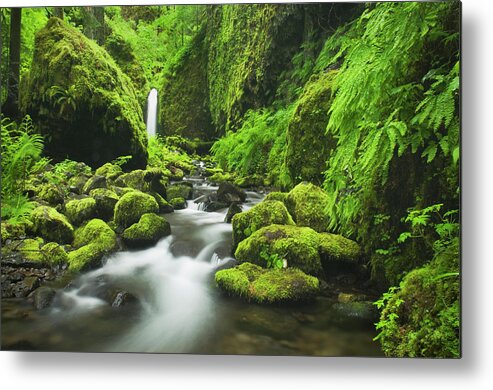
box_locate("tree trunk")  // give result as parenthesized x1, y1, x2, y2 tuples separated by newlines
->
(53, 7, 64, 20)
(2, 8, 22, 119)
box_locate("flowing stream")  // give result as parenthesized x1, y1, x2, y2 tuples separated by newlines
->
(1, 178, 383, 356)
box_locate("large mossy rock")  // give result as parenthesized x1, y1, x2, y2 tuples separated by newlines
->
(31, 205, 74, 244)
(234, 224, 322, 276)
(166, 183, 193, 201)
(231, 200, 294, 249)
(318, 233, 361, 264)
(68, 219, 118, 271)
(286, 182, 331, 232)
(64, 197, 97, 226)
(95, 162, 123, 181)
(285, 71, 337, 185)
(89, 188, 120, 220)
(122, 213, 171, 248)
(215, 262, 319, 304)
(36, 183, 65, 206)
(113, 191, 159, 228)
(20, 17, 148, 169)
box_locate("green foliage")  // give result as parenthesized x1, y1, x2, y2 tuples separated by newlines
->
(211, 106, 294, 187)
(320, 2, 460, 235)
(1, 115, 45, 224)
(260, 250, 284, 270)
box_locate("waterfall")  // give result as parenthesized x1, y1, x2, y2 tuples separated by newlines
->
(146, 88, 158, 137)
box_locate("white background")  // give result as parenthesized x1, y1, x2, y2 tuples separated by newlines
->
(1, 0, 491, 389)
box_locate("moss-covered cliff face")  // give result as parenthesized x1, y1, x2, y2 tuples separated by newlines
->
(158, 28, 214, 140)
(285, 70, 337, 185)
(205, 4, 305, 133)
(20, 18, 148, 169)
(104, 32, 149, 106)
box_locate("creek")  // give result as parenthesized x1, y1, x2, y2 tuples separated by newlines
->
(1, 176, 383, 356)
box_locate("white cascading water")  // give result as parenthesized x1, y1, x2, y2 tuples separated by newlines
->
(146, 88, 158, 137)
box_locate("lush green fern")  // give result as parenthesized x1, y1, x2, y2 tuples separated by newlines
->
(320, 2, 460, 236)
(1, 115, 45, 223)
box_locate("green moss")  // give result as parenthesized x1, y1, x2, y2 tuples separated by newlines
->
(89, 188, 120, 221)
(285, 71, 337, 185)
(17, 238, 45, 262)
(234, 224, 322, 275)
(114, 169, 147, 191)
(95, 162, 123, 181)
(318, 232, 360, 264)
(169, 197, 186, 210)
(113, 191, 159, 228)
(166, 184, 192, 202)
(209, 172, 234, 183)
(67, 174, 90, 194)
(215, 262, 319, 304)
(122, 213, 171, 248)
(286, 182, 331, 232)
(19, 17, 148, 169)
(1, 222, 26, 243)
(40, 242, 69, 264)
(69, 218, 118, 271)
(159, 27, 215, 140)
(376, 239, 460, 358)
(65, 197, 97, 226)
(231, 200, 294, 249)
(82, 175, 108, 194)
(37, 183, 65, 206)
(31, 205, 74, 244)
(263, 192, 288, 203)
(149, 192, 174, 213)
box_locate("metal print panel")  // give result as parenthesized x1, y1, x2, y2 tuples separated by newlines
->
(0, 1, 461, 357)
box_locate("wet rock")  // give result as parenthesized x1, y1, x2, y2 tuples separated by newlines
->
(166, 183, 193, 201)
(122, 213, 171, 248)
(331, 301, 379, 325)
(225, 202, 242, 223)
(169, 197, 187, 210)
(32, 286, 57, 310)
(217, 182, 246, 204)
(204, 201, 228, 212)
(83, 175, 107, 194)
(13, 276, 40, 298)
(337, 292, 368, 303)
(111, 291, 138, 307)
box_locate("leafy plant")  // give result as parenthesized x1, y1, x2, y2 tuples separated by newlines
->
(260, 250, 285, 269)
(1, 115, 45, 223)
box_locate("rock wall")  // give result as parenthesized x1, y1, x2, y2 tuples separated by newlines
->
(20, 18, 148, 169)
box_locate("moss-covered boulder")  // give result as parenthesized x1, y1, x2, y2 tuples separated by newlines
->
(264, 191, 288, 203)
(231, 200, 294, 249)
(40, 242, 69, 265)
(166, 183, 193, 201)
(215, 262, 319, 304)
(122, 213, 171, 248)
(113, 191, 159, 228)
(114, 168, 167, 196)
(65, 197, 97, 226)
(89, 188, 120, 220)
(82, 175, 107, 194)
(1, 222, 26, 244)
(17, 238, 45, 262)
(37, 183, 65, 206)
(19, 17, 148, 169)
(318, 233, 361, 264)
(67, 174, 90, 195)
(68, 219, 118, 271)
(169, 197, 187, 210)
(234, 224, 322, 275)
(31, 205, 74, 244)
(285, 71, 337, 185)
(95, 162, 123, 181)
(286, 182, 331, 232)
(149, 191, 174, 213)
